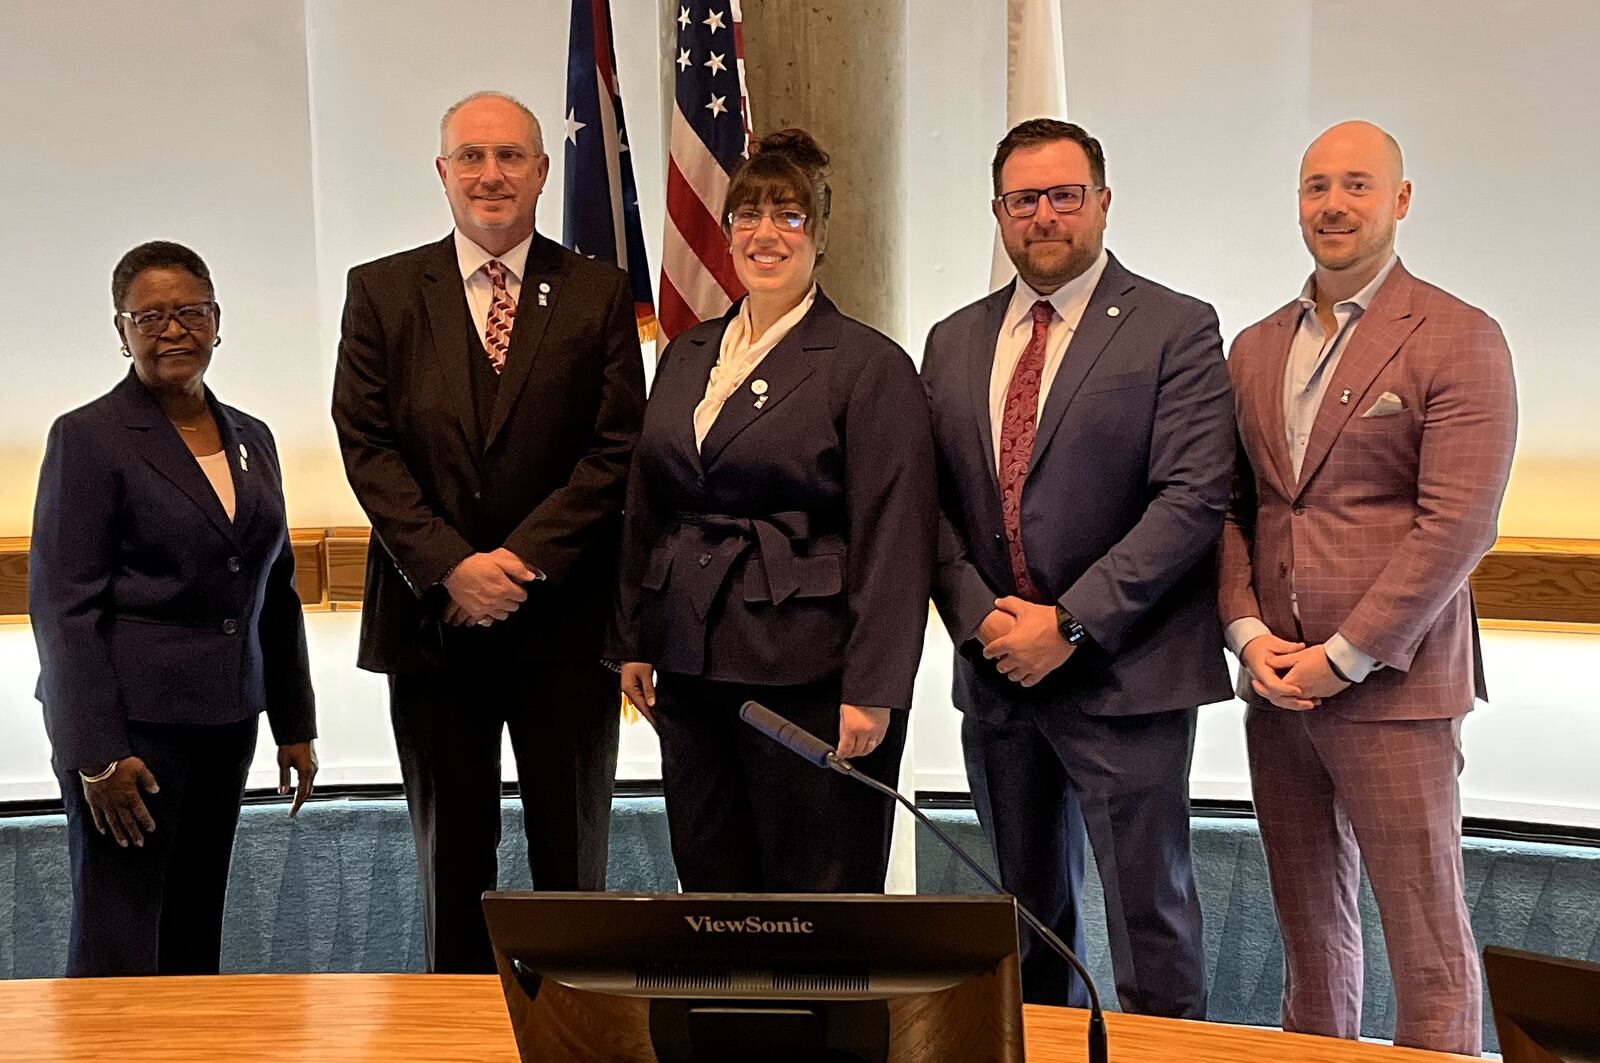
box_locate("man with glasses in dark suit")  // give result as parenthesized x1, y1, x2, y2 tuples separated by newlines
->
(332, 91, 645, 973)
(922, 119, 1235, 1017)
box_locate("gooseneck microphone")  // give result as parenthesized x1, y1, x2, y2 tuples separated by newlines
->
(739, 700, 1109, 1063)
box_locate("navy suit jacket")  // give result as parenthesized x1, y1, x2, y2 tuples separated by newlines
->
(923, 253, 1236, 720)
(612, 291, 937, 711)
(29, 370, 316, 772)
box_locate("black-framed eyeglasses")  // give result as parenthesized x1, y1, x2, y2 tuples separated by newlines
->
(442, 143, 541, 177)
(116, 302, 217, 338)
(995, 184, 1103, 218)
(726, 208, 808, 232)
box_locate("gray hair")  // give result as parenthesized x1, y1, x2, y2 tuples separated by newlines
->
(439, 91, 545, 156)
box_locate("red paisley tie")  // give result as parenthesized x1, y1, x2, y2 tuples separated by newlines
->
(482, 259, 516, 374)
(997, 300, 1053, 601)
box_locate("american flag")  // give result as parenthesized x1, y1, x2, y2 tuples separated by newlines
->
(659, 1, 752, 343)
(563, 0, 657, 343)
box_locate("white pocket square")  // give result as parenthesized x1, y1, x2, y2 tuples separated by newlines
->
(1360, 391, 1406, 418)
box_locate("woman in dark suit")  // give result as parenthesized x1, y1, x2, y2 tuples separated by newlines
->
(28, 240, 318, 976)
(615, 131, 937, 892)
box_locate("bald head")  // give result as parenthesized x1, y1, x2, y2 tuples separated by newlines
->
(1302, 120, 1404, 184)
(1297, 120, 1411, 292)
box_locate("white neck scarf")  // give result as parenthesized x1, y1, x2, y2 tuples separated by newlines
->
(693, 285, 818, 450)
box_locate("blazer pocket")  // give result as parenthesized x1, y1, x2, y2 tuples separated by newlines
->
(640, 544, 675, 591)
(742, 553, 844, 603)
(1077, 370, 1145, 396)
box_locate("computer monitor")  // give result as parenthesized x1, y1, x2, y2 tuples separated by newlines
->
(1485, 945, 1600, 1062)
(482, 892, 1024, 1063)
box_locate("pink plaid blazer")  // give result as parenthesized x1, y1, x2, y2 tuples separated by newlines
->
(1218, 262, 1517, 721)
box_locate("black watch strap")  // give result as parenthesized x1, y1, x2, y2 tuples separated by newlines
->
(1055, 605, 1086, 645)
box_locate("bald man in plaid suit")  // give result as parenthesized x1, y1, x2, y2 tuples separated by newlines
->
(1218, 121, 1517, 1055)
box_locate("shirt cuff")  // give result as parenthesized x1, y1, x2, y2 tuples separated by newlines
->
(1326, 633, 1381, 683)
(1224, 617, 1272, 658)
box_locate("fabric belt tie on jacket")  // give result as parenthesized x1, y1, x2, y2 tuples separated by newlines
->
(677, 510, 811, 620)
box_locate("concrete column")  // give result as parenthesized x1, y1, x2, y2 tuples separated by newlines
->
(740, 0, 907, 342)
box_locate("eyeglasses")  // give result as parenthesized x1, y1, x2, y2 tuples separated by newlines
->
(726, 208, 808, 232)
(116, 302, 217, 337)
(443, 144, 541, 177)
(995, 184, 1103, 219)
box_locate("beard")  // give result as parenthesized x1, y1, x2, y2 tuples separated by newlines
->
(1008, 233, 1100, 292)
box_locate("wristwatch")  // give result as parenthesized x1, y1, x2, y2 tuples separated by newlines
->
(1054, 606, 1087, 646)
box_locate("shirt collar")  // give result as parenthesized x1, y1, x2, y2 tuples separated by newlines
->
(1006, 247, 1111, 332)
(454, 229, 534, 285)
(1296, 253, 1399, 315)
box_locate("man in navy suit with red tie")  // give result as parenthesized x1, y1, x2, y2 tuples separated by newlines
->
(922, 119, 1235, 1017)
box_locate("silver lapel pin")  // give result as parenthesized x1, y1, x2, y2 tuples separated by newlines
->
(1339, 388, 1352, 405)
(238, 442, 249, 472)
(751, 378, 768, 409)
(537, 281, 550, 307)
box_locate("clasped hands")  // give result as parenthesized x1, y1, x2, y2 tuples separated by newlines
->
(442, 547, 537, 627)
(978, 596, 1074, 687)
(1239, 634, 1350, 710)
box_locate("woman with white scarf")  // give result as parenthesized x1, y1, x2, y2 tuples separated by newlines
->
(612, 130, 936, 891)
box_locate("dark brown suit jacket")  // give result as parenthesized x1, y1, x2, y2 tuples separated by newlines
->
(333, 232, 646, 672)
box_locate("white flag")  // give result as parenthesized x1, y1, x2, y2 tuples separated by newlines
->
(991, 0, 1069, 289)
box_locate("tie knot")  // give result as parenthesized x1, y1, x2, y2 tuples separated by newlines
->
(1031, 300, 1054, 325)
(484, 260, 508, 288)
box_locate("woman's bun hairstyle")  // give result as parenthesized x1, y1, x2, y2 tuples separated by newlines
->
(723, 127, 833, 252)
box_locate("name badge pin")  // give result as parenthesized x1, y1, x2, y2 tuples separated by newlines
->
(1339, 388, 1352, 405)
(238, 443, 249, 472)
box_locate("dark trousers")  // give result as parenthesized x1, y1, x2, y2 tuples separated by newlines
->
(56, 716, 259, 977)
(653, 673, 906, 892)
(389, 657, 621, 973)
(962, 703, 1207, 1018)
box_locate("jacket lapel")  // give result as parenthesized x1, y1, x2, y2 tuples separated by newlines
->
(1028, 254, 1135, 473)
(1251, 301, 1302, 498)
(675, 314, 731, 476)
(698, 292, 830, 466)
(1293, 265, 1424, 498)
(116, 372, 238, 544)
(419, 235, 479, 446)
(966, 284, 1013, 493)
(484, 234, 563, 451)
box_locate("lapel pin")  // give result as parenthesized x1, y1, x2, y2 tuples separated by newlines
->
(751, 379, 768, 395)
(754, 396, 768, 409)
(1339, 388, 1352, 405)
(238, 443, 249, 472)
(538, 282, 550, 293)
(1106, 306, 1120, 317)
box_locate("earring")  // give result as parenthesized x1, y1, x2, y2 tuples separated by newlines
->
(120, 345, 131, 358)
(212, 335, 222, 348)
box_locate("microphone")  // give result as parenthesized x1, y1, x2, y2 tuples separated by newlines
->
(738, 700, 1108, 1063)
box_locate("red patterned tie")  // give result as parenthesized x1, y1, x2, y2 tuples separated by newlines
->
(482, 260, 517, 374)
(997, 300, 1054, 601)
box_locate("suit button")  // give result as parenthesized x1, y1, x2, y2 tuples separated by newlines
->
(472, 490, 482, 501)
(222, 619, 239, 635)
(698, 553, 712, 567)
(1292, 504, 1307, 516)
(227, 556, 243, 573)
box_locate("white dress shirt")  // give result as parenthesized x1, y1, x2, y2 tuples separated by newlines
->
(454, 229, 532, 340)
(989, 248, 1110, 471)
(1225, 255, 1398, 683)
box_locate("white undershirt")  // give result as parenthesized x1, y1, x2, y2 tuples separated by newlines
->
(194, 450, 235, 521)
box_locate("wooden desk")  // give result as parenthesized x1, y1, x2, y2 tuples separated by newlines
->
(0, 974, 1477, 1062)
